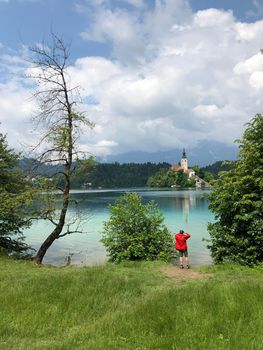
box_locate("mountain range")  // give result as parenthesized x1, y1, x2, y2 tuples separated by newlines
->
(104, 141, 238, 167)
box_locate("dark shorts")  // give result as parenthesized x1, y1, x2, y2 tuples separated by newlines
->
(177, 249, 188, 257)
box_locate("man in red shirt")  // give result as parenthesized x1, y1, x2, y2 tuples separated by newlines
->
(175, 230, 191, 269)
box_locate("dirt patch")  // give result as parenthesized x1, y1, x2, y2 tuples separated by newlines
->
(160, 266, 213, 281)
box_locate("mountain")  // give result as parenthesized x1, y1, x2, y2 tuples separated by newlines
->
(105, 141, 238, 167)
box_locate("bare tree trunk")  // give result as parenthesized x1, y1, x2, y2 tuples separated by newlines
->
(33, 181, 70, 264)
(28, 34, 94, 264)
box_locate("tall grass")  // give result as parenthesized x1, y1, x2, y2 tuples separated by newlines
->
(0, 256, 262, 350)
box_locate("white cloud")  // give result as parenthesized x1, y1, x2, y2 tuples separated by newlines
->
(2, 1, 263, 158)
(121, 0, 144, 8)
(194, 8, 234, 28)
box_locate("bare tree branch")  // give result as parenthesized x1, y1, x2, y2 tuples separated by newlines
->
(27, 33, 95, 264)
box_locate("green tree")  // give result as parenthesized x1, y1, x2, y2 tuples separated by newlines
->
(147, 168, 195, 188)
(101, 193, 173, 262)
(70, 157, 96, 188)
(147, 168, 177, 187)
(175, 170, 189, 187)
(0, 133, 35, 255)
(207, 114, 263, 265)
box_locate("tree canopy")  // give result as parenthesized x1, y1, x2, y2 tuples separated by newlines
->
(207, 114, 263, 265)
(0, 133, 35, 256)
(147, 168, 195, 188)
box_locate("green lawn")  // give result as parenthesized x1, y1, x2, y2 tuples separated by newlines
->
(0, 256, 263, 350)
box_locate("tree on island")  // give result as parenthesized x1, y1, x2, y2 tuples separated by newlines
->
(208, 114, 263, 265)
(0, 132, 36, 256)
(28, 34, 94, 264)
(101, 193, 173, 262)
(147, 168, 195, 188)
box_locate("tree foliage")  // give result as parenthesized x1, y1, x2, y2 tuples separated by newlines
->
(200, 161, 236, 179)
(192, 165, 214, 182)
(147, 168, 195, 188)
(0, 133, 35, 255)
(207, 114, 263, 265)
(101, 193, 173, 263)
(84, 162, 171, 189)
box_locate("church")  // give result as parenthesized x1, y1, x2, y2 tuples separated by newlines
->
(171, 149, 195, 178)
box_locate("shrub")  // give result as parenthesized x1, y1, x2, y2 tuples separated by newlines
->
(101, 193, 173, 263)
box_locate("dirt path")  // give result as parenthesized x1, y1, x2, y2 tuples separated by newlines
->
(160, 266, 212, 281)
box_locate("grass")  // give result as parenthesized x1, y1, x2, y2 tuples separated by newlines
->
(0, 256, 263, 350)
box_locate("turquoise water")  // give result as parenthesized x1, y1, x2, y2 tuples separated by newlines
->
(24, 188, 214, 266)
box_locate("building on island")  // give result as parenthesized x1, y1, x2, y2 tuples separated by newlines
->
(171, 149, 195, 178)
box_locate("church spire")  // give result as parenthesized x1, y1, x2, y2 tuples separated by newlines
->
(181, 148, 188, 171)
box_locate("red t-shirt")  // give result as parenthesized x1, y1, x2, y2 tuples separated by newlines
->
(175, 233, 191, 251)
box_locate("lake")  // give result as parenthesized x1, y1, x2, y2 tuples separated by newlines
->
(24, 188, 214, 266)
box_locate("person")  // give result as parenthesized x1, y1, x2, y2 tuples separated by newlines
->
(175, 229, 191, 269)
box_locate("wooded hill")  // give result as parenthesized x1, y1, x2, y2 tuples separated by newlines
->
(19, 158, 234, 189)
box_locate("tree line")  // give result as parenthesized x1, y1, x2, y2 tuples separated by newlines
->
(20, 158, 231, 189)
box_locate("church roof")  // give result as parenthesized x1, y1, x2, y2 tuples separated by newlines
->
(171, 164, 182, 171)
(185, 168, 195, 174)
(171, 164, 195, 173)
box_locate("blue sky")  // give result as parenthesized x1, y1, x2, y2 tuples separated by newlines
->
(1, 0, 263, 158)
(1, 1, 262, 56)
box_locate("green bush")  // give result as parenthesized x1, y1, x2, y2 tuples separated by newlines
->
(101, 193, 173, 262)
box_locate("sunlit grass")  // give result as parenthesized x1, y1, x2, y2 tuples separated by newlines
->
(0, 256, 262, 349)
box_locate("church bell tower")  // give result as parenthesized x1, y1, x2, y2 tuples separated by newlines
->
(181, 149, 188, 172)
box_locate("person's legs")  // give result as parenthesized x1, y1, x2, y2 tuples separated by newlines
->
(178, 250, 184, 268)
(179, 256, 183, 266)
(185, 250, 190, 268)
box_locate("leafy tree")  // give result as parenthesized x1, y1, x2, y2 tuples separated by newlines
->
(147, 168, 195, 188)
(192, 165, 214, 183)
(192, 165, 205, 178)
(70, 157, 96, 188)
(147, 168, 177, 187)
(203, 171, 214, 183)
(207, 114, 263, 265)
(0, 133, 35, 255)
(28, 34, 94, 264)
(176, 170, 190, 187)
(101, 193, 174, 262)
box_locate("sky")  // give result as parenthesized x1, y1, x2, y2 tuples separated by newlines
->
(1, 0, 263, 159)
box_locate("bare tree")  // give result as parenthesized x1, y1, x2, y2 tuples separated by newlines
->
(28, 34, 94, 264)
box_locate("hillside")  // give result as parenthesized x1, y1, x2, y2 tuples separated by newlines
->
(201, 160, 236, 178)
(0, 256, 262, 350)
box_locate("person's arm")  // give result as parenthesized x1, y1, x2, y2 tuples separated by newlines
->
(184, 233, 191, 240)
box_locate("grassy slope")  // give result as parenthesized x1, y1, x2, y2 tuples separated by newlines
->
(0, 256, 263, 350)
